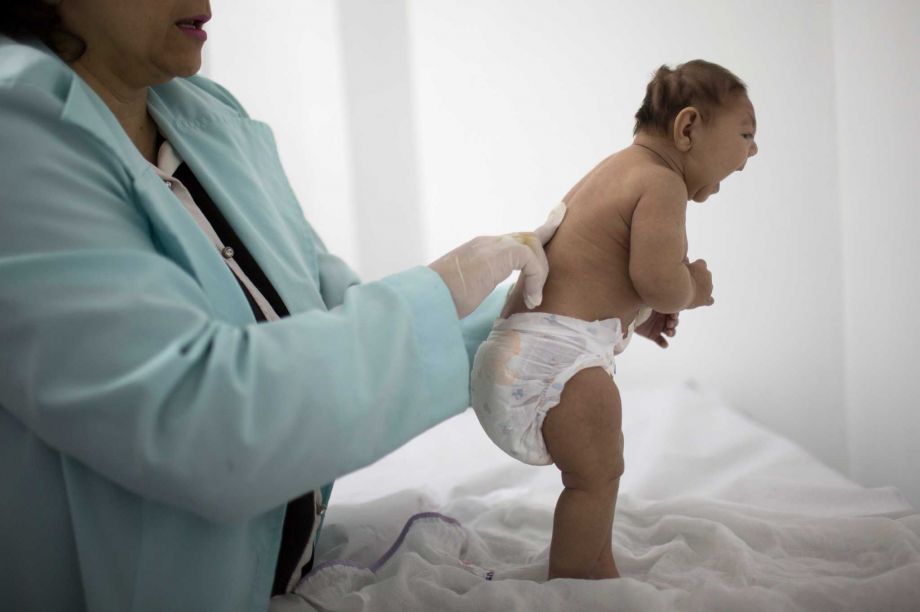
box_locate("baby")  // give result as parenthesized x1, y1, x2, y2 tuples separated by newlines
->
(471, 60, 758, 580)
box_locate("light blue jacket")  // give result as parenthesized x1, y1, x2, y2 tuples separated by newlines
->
(0, 37, 501, 611)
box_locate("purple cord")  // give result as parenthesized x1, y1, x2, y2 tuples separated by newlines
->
(304, 511, 464, 579)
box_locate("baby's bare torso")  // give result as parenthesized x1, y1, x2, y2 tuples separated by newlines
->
(504, 147, 663, 327)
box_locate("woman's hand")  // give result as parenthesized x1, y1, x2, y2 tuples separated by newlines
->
(429, 203, 566, 318)
(635, 310, 679, 348)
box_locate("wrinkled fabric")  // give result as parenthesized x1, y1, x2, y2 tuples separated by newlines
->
(289, 385, 920, 612)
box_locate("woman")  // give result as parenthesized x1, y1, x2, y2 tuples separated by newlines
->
(0, 1, 562, 610)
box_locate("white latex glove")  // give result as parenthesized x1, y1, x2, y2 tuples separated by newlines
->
(429, 202, 566, 318)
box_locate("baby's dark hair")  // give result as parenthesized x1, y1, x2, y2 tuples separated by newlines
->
(633, 60, 747, 136)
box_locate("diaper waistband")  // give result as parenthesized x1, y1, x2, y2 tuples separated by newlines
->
(493, 312, 626, 345)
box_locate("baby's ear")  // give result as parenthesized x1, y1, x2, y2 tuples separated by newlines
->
(672, 107, 699, 152)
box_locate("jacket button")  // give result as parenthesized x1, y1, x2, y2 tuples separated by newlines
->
(163, 180, 174, 189)
(220, 246, 235, 259)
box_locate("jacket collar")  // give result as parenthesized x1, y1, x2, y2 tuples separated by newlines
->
(43, 42, 322, 315)
(57, 68, 241, 179)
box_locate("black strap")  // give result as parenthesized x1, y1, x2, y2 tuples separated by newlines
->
(171, 161, 316, 594)
(271, 492, 318, 595)
(172, 163, 290, 319)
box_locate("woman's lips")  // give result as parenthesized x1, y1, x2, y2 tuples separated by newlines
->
(176, 15, 210, 41)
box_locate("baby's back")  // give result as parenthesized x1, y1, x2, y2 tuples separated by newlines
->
(504, 148, 661, 327)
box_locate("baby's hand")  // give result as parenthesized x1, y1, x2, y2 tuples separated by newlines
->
(686, 258, 714, 309)
(636, 311, 679, 348)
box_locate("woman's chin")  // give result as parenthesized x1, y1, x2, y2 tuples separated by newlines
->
(156, 54, 204, 81)
(175, 58, 203, 78)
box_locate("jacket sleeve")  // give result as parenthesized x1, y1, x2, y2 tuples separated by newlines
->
(312, 233, 505, 366)
(458, 286, 506, 368)
(0, 84, 472, 524)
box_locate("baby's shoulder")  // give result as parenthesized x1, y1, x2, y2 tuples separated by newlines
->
(627, 159, 683, 188)
(630, 163, 687, 203)
(592, 149, 684, 197)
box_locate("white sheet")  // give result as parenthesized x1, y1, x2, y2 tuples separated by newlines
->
(280, 384, 920, 611)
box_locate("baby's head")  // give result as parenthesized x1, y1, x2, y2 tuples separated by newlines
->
(634, 60, 758, 202)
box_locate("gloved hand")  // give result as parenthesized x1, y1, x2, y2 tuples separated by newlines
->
(429, 202, 567, 318)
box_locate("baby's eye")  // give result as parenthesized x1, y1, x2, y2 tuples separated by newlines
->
(742, 133, 754, 140)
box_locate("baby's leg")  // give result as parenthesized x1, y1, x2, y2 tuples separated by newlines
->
(542, 367, 624, 580)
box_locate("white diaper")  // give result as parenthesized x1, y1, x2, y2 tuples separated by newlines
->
(471, 312, 634, 466)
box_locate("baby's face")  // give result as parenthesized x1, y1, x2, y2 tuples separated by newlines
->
(687, 95, 758, 202)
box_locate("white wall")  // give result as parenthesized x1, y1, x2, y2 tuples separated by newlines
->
(203, 0, 426, 282)
(406, 0, 850, 473)
(833, 0, 920, 507)
(336, 0, 426, 281)
(202, 0, 360, 270)
(200, 1, 918, 504)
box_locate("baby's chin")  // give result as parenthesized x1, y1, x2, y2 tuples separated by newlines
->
(690, 191, 712, 203)
(691, 182, 720, 203)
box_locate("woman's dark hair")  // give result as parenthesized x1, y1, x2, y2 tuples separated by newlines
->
(634, 59, 747, 136)
(0, 0, 86, 61)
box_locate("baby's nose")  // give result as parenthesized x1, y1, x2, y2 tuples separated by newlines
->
(749, 140, 759, 157)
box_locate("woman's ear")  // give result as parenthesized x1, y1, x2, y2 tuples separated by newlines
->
(672, 107, 699, 152)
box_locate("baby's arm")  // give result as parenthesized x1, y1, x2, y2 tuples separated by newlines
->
(628, 173, 713, 313)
